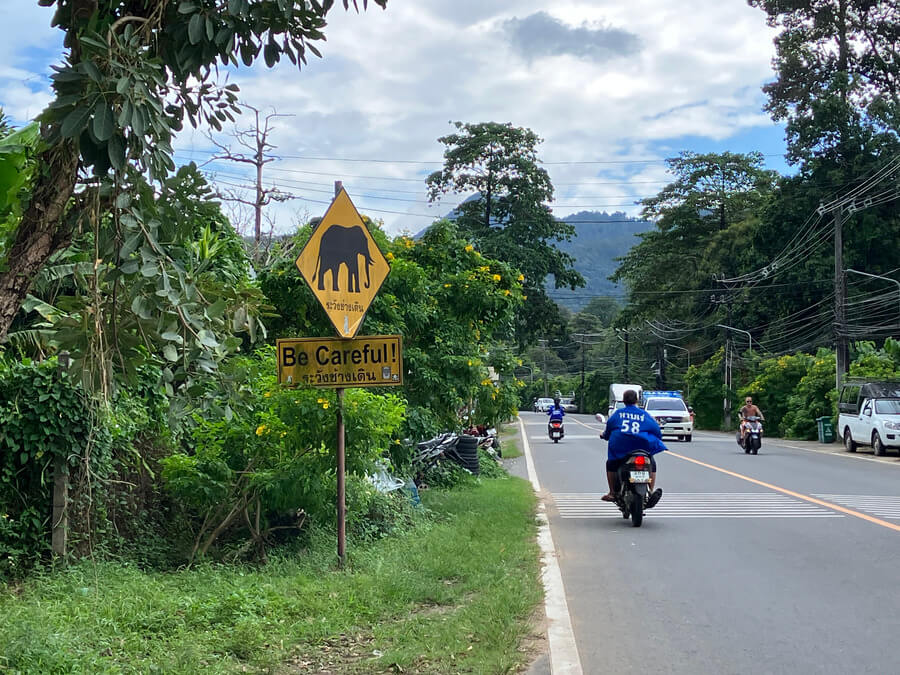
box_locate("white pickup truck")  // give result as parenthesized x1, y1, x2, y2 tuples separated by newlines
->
(837, 381, 900, 456)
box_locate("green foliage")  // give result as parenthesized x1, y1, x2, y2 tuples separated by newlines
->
(426, 121, 584, 344)
(849, 340, 900, 379)
(0, 477, 539, 674)
(780, 349, 837, 439)
(160, 348, 407, 559)
(11, 164, 269, 418)
(739, 352, 815, 436)
(260, 219, 522, 431)
(0, 357, 112, 579)
(612, 151, 777, 323)
(685, 348, 726, 429)
(749, 0, 900, 164)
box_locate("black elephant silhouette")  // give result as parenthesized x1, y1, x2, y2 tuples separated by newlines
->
(313, 224, 374, 293)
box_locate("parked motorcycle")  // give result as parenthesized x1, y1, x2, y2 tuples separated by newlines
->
(548, 419, 565, 443)
(614, 451, 652, 527)
(738, 416, 763, 455)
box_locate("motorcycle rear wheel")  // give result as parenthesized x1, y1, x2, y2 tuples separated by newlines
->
(630, 486, 646, 527)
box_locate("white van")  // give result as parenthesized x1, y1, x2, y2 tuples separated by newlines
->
(606, 383, 643, 420)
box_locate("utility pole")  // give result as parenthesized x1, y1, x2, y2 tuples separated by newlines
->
(624, 329, 630, 381)
(655, 342, 665, 389)
(834, 206, 849, 391)
(539, 338, 549, 396)
(580, 335, 586, 413)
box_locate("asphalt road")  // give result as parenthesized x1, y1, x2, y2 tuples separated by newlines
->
(522, 411, 900, 675)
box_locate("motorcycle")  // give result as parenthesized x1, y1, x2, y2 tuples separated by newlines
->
(738, 416, 763, 454)
(548, 419, 565, 443)
(614, 451, 652, 527)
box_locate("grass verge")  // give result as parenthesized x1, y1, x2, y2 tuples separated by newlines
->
(500, 421, 523, 459)
(0, 476, 542, 674)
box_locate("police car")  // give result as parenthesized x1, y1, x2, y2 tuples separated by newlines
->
(641, 391, 693, 442)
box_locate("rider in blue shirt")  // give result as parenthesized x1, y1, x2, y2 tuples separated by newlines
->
(600, 389, 665, 507)
(547, 396, 565, 423)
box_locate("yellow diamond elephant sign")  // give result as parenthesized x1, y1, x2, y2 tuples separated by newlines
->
(295, 188, 391, 338)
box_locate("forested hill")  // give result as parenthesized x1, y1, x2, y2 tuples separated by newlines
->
(549, 211, 652, 311)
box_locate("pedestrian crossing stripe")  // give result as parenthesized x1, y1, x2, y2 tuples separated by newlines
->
(553, 493, 843, 518)
(812, 495, 900, 519)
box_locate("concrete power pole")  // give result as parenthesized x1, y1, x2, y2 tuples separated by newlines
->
(834, 207, 849, 391)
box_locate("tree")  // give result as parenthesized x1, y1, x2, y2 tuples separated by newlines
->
(749, 0, 900, 165)
(206, 103, 294, 259)
(425, 121, 584, 345)
(0, 0, 386, 343)
(612, 152, 777, 322)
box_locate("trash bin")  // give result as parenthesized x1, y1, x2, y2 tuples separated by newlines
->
(816, 416, 835, 444)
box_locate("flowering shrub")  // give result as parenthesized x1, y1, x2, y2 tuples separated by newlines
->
(160, 349, 407, 560)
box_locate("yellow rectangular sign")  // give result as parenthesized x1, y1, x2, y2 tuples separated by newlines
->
(277, 335, 403, 388)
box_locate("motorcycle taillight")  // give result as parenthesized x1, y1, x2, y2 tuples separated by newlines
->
(634, 455, 647, 467)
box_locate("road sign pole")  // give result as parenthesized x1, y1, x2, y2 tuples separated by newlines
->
(336, 387, 346, 567)
(332, 180, 348, 568)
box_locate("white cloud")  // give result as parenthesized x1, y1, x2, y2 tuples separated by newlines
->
(0, 1, 783, 234)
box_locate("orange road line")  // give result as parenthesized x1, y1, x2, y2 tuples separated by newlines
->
(667, 451, 900, 533)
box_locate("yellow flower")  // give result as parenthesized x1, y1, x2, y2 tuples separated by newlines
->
(474, 251, 481, 257)
(467, 360, 473, 366)
(263, 391, 272, 398)
(404, 238, 414, 249)
(521, 295, 527, 300)
(444, 283, 451, 288)
(256, 425, 267, 436)
(517, 273, 525, 282)
(386, 252, 395, 261)
(322, 402, 330, 410)
(317, 397, 326, 404)
(492, 274, 501, 282)
(465, 244, 474, 252)
(479, 265, 490, 272)
(504, 289, 511, 296)
(481, 378, 492, 386)
(280, 431, 287, 438)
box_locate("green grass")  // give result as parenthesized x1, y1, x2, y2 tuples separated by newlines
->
(500, 422, 523, 459)
(0, 477, 542, 674)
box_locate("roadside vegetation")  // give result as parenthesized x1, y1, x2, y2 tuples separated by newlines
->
(0, 476, 541, 674)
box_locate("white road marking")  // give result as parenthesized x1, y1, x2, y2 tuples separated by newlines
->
(518, 417, 583, 675)
(553, 493, 844, 519)
(813, 495, 900, 519)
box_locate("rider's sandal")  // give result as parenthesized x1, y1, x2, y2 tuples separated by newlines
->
(601, 493, 615, 502)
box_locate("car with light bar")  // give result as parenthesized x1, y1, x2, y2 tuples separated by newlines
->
(641, 391, 693, 442)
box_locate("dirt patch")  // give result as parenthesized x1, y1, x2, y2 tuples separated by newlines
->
(514, 604, 549, 673)
(281, 633, 379, 674)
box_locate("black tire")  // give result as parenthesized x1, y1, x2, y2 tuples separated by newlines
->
(553, 438, 559, 443)
(630, 489, 644, 527)
(685, 434, 692, 442)
(873, 432, 886, 457)
(677, 435, 684, 442)
(844, 428, 857, 453)
(457, 436, 478, 449)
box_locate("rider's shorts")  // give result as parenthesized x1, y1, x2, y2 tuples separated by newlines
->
(606, 455, 657, 473)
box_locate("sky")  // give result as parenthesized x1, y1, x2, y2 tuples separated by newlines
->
(0, 1, 789, 236)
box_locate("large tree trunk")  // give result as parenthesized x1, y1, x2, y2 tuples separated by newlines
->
(0, 143, 79, 342)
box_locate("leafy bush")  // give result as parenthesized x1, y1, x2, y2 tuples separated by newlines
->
(160, 351, 407, 561)
(781, 349, 836, 439)
(739, 352, 814, 436)
(685, 349, 726, 429)
(0, 358, 111, 579)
